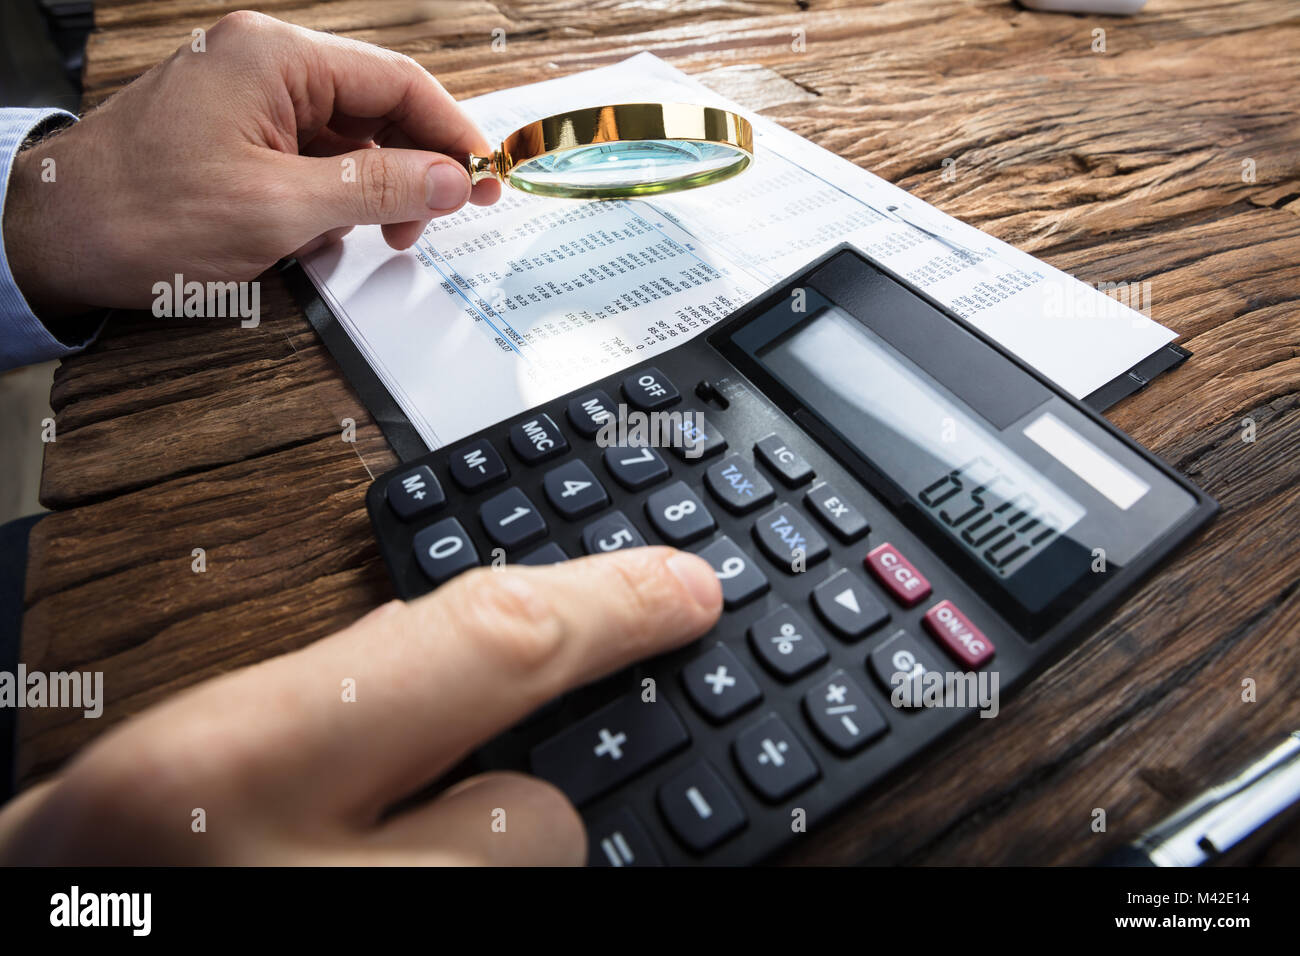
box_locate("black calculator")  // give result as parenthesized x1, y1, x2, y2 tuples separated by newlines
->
(365, 243, 1217, 865)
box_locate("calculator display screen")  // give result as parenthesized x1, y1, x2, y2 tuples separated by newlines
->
(754, 305, 1088, 602)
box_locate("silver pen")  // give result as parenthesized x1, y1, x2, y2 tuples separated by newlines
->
(1102, 729, 1300, 866)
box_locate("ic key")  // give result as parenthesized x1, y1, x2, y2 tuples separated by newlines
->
(697, 536, 769, 609)
(754, 434, 814, 487)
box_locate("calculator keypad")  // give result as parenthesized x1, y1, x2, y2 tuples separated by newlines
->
(372, 361, 1007, 864)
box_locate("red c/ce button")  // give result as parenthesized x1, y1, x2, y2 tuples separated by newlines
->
(923, 600, 995, 668)
(864, 542, 932, 608)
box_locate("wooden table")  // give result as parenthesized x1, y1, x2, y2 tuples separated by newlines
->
(20, 0, 1300, 864)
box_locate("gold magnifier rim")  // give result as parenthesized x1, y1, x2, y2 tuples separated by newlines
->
(468, 102, 754, 199)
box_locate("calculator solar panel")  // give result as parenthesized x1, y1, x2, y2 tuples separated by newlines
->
(366, 243, 1216, 865)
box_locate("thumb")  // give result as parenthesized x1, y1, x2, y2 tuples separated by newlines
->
(252, 547, 723, 819)
(297, 148, 472, 235)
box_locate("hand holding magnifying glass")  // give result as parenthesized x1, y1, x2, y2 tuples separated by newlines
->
(466, 103, 754, 199)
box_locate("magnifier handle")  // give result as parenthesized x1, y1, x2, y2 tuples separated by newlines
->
(467, 153, 501, 185)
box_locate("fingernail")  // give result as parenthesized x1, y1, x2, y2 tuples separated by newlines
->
(426, 163, 470, 210)
(666, 553, 723, 613)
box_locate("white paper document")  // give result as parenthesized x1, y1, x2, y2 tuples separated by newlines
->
(302, 53, 1175, 452)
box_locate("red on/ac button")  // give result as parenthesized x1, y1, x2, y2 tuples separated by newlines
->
(923, 600, 995, 668)
(864, 542, 932, 608)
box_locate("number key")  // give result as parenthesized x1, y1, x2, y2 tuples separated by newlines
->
(646, 481, 716, 546)
(412, 517, 479, 585)
(543, 459, 609, 520)
(582, 510, 647, 554)
(603, 444, 670, 491)
(696, 536, 769, 609)
(479, 487, 547, 551)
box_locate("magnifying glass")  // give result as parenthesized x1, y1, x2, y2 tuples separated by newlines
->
(466, 103, 754, 200)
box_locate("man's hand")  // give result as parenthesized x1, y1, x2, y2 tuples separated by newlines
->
(0, 547, 722, 865)
(3, 10, 500, 316)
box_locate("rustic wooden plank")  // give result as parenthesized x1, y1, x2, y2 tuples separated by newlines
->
(15, 0, 1300, 865)
(17, 563, 392, 783)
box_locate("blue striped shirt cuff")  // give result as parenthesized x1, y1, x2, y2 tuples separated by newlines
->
(0, 107, 105, 371)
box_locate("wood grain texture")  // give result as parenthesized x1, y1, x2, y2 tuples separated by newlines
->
(19, 0, 1300, 864)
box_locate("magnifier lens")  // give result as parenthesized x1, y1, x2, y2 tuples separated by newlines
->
(509, 140, 750, 199)
(470, 104, 754, 200)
